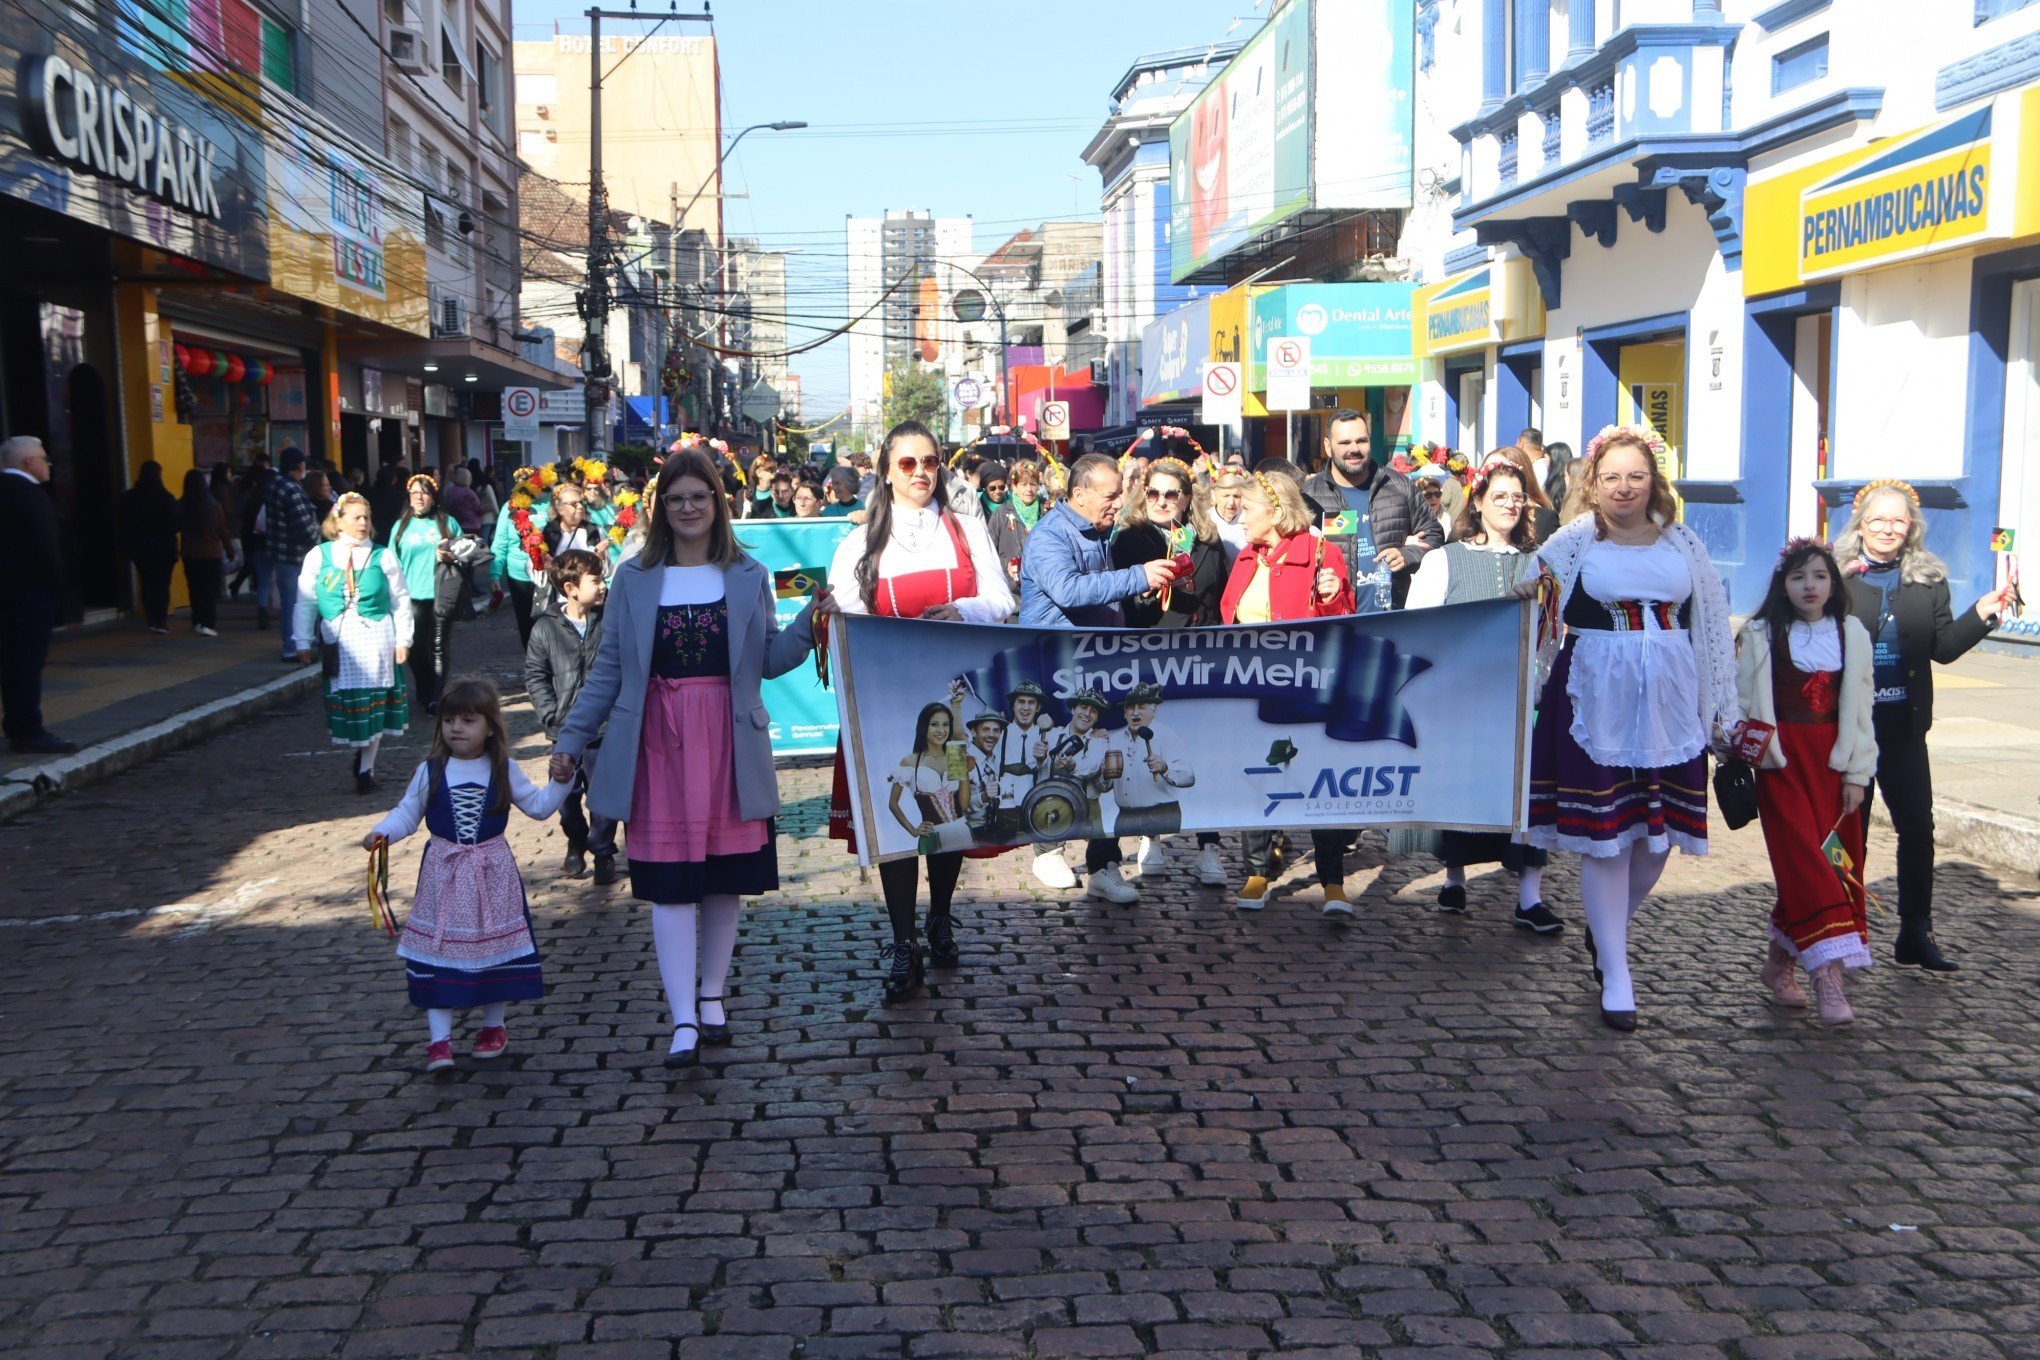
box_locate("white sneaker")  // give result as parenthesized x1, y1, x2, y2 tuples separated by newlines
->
(1194, 844, 1225, 886)
(195, 626, 219, 637)
(1031, 849, 1077, 890)
(1086, 863, 1139, 904)
(1133, 836, 1165, 877)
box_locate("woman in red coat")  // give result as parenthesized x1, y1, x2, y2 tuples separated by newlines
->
(1220, 466, 1357, 915)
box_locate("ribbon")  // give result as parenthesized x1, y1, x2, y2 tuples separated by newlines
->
(1821, 808, 1888, 916)
(365, 836, 398, 938)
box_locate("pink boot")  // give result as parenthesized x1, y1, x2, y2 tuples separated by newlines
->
(1811, 963, 1855, 1027)
(1760, 941, 1808, 1008)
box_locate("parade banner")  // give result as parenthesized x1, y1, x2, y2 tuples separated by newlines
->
(831, 600, 1536, 865)
(733, 518, 853, 756)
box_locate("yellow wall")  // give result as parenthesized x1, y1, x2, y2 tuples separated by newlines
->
(114, 278, 193, 610)
(1616, 340, 1686, 481)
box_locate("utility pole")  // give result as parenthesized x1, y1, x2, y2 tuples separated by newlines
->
(581, 3, 714, 460)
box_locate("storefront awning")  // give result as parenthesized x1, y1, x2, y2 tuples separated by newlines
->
(1411, 255, 1545, 359)
(336, 335, 574, 391)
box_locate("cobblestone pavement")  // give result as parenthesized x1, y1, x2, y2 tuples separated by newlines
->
(2, 612, 2038, 1360)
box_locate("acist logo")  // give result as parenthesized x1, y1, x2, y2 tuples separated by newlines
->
(23, 54, 225, 221)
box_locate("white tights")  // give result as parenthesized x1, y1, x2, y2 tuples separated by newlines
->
(1577, 841, 1669, 1013)
(426, 1002, 505, 1042)
(356, 735, 381, 775)
(652, 896, 740, 1055)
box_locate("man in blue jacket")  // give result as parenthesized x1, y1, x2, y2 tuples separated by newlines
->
(1017, 453, 1175, 901)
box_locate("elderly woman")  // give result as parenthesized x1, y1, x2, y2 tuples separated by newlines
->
(1514, 426, 1738, 1032)
(1219, 467, 1356, 916)
(1210, 465, 1250, 562)
(293, 492, 412, 793)
(1837, 480, 2013, 971)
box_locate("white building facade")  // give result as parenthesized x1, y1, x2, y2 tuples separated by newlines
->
(844, 210, 974, 441)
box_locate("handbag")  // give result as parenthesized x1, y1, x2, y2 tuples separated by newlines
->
(1712, 755, 1759, 831)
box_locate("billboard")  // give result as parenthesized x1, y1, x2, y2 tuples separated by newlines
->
(1169, 0, 1311, 281)
(1139, 296, 1212, 407)
(1249, 282, 1418, 388)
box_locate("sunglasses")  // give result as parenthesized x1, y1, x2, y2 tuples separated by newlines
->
(892, 455, 935, 474)
(1146, 487, 1183, 502)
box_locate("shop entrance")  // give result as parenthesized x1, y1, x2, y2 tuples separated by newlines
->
(1616, 339, 1686, 480)
(1996, 278, 2040, 637)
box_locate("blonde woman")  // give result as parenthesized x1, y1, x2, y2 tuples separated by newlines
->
(292, 492, 412, 794)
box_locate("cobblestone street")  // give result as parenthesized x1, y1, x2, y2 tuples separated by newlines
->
(2, 612, 2037, 1360)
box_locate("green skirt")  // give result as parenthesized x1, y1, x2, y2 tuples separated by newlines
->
(326, 668, 410, 746)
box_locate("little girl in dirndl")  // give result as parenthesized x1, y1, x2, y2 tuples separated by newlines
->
(365, 677, 572, 1073)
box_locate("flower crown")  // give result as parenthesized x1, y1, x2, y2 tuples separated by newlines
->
(1851, 478, 1919, 514)
(1146, 456, 1196, 490)
(405, 473, 438, 494)
(1584, 423, 1668, 464)
(1775, 535, 1834, 566)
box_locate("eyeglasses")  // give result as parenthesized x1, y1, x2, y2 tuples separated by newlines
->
(1146, 487, 1183, 502)
(1486, 492, 1528, 506)
(984, 482, 1009, 494)
(892, 455, 934, 474)
(664, 492, 716, 511)
(1862, 516, 1910, 531)
(1596, 471, 1652, 489)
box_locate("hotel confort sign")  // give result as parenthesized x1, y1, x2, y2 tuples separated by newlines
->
(0, 8, 267, 277)
(1746, 84, 2040, 296)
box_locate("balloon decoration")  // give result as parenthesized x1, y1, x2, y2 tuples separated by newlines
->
(173, 343, 190, 372)
(172, 341, 284, 385)
(183, 347, 213, 377)
(221, 354, 246, 383)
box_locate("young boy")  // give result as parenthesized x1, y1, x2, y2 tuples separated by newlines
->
(524, 549, 618, 883)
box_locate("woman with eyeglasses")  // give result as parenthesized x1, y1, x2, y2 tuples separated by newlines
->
(1835, 480, 2013, 972)
(1405, 458, 1559, 932)
(825, 420, 1015, 1004)
(1510, 425, 1739, 1033)
(551, 449, 828, 1069)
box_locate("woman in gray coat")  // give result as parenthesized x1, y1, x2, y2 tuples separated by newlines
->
(552, 449, 825, 1067)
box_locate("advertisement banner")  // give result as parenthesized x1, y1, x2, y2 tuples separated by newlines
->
(734, 518, 856, 755)
(1250, 282, 1419, 388)
(1139, 296, 1213, 407)
(1168, 0, 1313, 281)
(1312, 0, 1415, 211)
(830, 602, 1534, 865)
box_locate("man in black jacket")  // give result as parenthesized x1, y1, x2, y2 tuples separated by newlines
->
(526, 548, 617, 882)
(1297, 409, 1442, 610)
(0, 437, 76, 754)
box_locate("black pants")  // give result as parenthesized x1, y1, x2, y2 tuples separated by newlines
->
(1865, 704, 1936, 928)
(409, 602, 454, 710)
(184, 559, 223, 630)
(878, 853, 963, 943)
(135, 559, 175, 628)
(507, 577, 537, 647)
(1242, 828, 1352, 883)
(1084, 837, 1120, 873)
(229, 535, 262, 597)
(559, 789, 618, 857)
(0, 587, 58, 740)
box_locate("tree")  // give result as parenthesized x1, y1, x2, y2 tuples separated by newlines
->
(882, 358, 948, 437)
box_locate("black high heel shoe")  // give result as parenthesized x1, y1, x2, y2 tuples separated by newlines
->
(881, 940, 925, 1003)
(662, 1022, 700, 1069)
(698, 997, 729, 1045)
(926, 914, 960, 969)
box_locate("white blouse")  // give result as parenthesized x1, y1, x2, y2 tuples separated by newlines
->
(1784, 617, 1843, 672)
(658, 563, 726, 606)
(291, 536, 414, 652)
(1403, 540, 1523, 610)
(827, 504, 1016, 623)
(1566, 537, 1704, 769)
(371, 756, 571, 842)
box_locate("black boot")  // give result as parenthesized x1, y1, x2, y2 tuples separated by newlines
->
(926, 914, 960, 969)
(881, 940, 925, 1003)
(562, 839, 588, 878)
(1894, 918, 1959, 972)
(353, 750, 375, 796)
(592, 854, 618, 886)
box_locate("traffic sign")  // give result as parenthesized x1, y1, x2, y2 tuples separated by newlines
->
(742, 381, 781, 423)
(953, 375, 985, 409)
(1039, 400, 1071, 439)
(1265, 336, 1311, 411)
(502, 386, 540, 440)
(1201, 360, 1241, 426)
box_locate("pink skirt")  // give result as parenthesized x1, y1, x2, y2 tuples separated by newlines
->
(628, 676, 771, 863)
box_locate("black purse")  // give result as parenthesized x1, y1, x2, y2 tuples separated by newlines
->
(1712, 755, 1758, 830)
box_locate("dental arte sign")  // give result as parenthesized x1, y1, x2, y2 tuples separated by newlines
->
(24, 55, 224, 220)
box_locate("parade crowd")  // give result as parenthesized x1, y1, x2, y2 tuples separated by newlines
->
(49, 410, 2012, 1073)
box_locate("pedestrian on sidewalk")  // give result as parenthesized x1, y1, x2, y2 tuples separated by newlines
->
(825, 421, 1014, 1003)
(266, 448, 324, 661)
(177, 468, 232, 637)
(365, 678, 573, 1074)
(119, 460, 181, 634)
(1736, 539, 1878, 1027)
(489, 470, 550, 646)
(0, 436, 75, 755)
(526, 549, 618, 885)
(293, 492, 412, 794)
(1016, 452, 1176, 905)
(231, 465, 269, 617)
(552, 448, 824, 1067)
(1512, 426, 1740, 1034)
(1836, 480, 2015, 972)
(1403, 459, 1558, 933)
(1220, 466, 1358, 915)
(391, 474, 462, 715)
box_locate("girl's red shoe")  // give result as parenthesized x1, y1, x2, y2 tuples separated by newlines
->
(424, 1040, 456, 1072)
(472, 1027, 509, 1059)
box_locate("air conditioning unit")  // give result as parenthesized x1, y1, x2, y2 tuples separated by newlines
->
(434, 295, 466, 338)
(388, 27, 428, 75)
(1089, 358, 1109, 385)
(535, 104, 550, 119)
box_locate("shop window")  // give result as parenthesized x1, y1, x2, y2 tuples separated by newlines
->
(1977, 0, 2040, 23)
(1772, 34, 1829, 94)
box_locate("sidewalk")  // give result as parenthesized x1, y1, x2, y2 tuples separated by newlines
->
(1912, 643, 2040, 874)
(1, 594, 319, 818)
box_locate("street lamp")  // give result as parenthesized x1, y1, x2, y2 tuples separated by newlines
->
(938, 258, 1010, 431)
(673, 120, 807, 230)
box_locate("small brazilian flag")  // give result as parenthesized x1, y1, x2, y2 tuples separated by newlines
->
(774, 567, 824, 599)
(1992, 526, 2017, 553)
(1821, 829, 1854, 884)
(1169, 523, 1195, 555)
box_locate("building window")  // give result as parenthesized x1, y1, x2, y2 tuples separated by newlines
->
(1771, 33, 1828, 94)
(117, 0, 295, 93)
(476, 42, 505, 136)
(440, 26, 464, 93)
(1977, 0, 2040, 22)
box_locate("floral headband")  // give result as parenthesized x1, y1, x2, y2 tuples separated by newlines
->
(1851, 478, 1920, 514)
(1146, 456, 1196, 490)
(1251, 471, 1284, 506)
(1583, 423, 1668, 464)
(1775, 535, 1834, 566)
(405, 473, 437, 494)
(1465, 462, 1525, 503)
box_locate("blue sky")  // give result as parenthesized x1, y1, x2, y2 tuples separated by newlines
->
(511, 0, 1266, 420)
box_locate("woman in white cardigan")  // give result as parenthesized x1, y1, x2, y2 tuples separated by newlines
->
(1735, 539, 1878, 1026)
(1512, 426, 1740, 1032)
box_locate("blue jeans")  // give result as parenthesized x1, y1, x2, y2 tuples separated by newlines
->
(273, 559, 300, 654)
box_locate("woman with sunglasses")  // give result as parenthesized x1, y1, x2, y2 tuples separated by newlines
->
(1405, 458, 1559, 934)
(826, 420, 1015, 1003)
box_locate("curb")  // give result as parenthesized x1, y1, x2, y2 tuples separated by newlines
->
(1873, 796, 2040, 880)
(1, 666, 321, 822)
